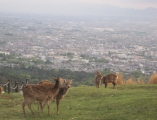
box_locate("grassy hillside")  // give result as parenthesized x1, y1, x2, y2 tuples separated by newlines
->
(0, 84, 157, 120)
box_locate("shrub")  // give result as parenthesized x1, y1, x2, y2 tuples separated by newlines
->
(125, 78, 135, 84)
(117, 73, 123, 84)
(136, 79, 145, 84)
(148, 73, 157, 84)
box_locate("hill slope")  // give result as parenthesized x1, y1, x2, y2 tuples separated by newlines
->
(0, 84, 157, 119)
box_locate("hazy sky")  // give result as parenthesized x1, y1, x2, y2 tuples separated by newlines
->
(0, 0, 157, 15)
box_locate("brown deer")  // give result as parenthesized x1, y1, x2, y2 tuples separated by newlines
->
(37, 79, 73, 114)
(55, 79, 73, 114)
(94, 71, 103, 88)
(101, 73, 118, 89)
(21, 77, 65, 117)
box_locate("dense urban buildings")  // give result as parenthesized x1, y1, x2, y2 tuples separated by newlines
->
(0, 15, 157, 75)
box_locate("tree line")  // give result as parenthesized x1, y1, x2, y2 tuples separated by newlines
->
(0, 65, 152, 86)
(0, 66, 95, 86)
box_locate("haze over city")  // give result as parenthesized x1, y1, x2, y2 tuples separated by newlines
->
(0, 0, 157, 16)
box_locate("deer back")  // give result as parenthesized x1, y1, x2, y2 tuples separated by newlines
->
(22, 83, 55, 101)
(102, 74, 117, 83)
(37, 80, 54, 86)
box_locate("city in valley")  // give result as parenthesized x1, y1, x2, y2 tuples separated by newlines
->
(0, 15, 157, 75)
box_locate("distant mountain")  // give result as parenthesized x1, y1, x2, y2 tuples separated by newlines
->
(0, 3, 157, 18)
(83, 5, 157, 18)
(143, 7, 157, 16)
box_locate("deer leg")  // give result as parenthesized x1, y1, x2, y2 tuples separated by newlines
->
(47, 101, 51, 116)
(105, 83, 107, 88)
(35, 101, 42, 117)
(37, 101, 43, 117)
(36, 102, 40, 112)
(40, 98, 49, 117)
(41, 99, 48, 110)
(53, 96, 56, 102)
(37, 102, 40, 111)
(28, 103, 36, 117)
(37, 102, 42, 111)
(115, 83, 117, 89)
(112, 82, 115, 89)
(98, 83, 100, 88)
(40, 101, 46, 117)
(56, 98, 61, 114)
(22, 101, 26, 117)
(112, 82, 117, 89)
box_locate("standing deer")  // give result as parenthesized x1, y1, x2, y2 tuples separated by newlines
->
(37, 79, 73, 114)
(55, 79, 73, 114)
(22, 77, 65, 117)
(94, 71, 103, 88)
(101, 73, 118, 89)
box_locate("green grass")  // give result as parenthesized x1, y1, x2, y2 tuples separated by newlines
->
(1, 84, 157, 120)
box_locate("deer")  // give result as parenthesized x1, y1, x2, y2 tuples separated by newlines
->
(21, 77, 65, 117)
(101, 73, 118, 89)
(94, 71, 118, 89)
(55, 79, 73, 114)
(37, 79, 73, 114)
(94, 71, 103, 88)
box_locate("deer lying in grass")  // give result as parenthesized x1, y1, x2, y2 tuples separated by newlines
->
(101, 73, 118, 89)
(94, 71, 103, 88)
(22, 77, 65, 117)
(37, 79, 73, 114)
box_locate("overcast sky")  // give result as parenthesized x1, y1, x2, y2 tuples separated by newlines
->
(0, 0, 157, 15)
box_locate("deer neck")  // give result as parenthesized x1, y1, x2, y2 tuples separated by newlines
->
(52, 80, 61, 95)
(62, 87, 69, 95)
(56, 87, 69, 99)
